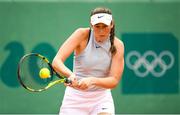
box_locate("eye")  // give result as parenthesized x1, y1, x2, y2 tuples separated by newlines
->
(94, 25, 100, 28)
(94, 24, 108, 28)
(103, 25, 108, 28)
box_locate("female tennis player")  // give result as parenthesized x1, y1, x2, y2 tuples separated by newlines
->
(52, 7, 124, 115)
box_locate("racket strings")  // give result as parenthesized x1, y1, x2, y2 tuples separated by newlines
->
(19, 55, 53, 91)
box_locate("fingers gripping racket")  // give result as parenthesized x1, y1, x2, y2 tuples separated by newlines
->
(17, 53, 71, 92)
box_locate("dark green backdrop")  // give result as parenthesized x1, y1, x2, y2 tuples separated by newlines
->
(0, 0, 180, 114)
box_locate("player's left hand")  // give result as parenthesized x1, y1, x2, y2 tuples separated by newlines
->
(77, 77, 94, 90)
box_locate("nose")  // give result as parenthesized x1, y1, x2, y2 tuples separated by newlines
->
(99, 29, 103, 33)
(99, 27, 105, 33)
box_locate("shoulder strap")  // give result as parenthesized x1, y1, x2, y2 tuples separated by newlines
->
(87, 28, 91, 44)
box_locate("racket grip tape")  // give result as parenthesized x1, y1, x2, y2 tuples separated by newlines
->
(64, 78, 72, 84)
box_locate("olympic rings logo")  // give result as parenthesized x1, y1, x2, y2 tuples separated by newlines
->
(125, 50, 174, 77)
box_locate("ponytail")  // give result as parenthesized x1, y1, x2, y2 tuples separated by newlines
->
(109, 24, 116, 55)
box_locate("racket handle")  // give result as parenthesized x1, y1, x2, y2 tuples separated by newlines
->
(64, 78, 72, 84)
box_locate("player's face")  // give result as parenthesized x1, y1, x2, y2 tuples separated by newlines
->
(92, 23, 113, 43)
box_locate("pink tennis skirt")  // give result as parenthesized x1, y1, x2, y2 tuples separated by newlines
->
(59, 87, 115, 115)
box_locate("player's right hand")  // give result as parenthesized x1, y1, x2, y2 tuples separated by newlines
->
(65, 73, 79, 88)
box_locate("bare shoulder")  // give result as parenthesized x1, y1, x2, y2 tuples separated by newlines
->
(111, 36, 124, 62)
(72, 28, 91, 54)
(114, 36, 124, 52)
(76, 27, 90, 32)
(74, 27, 90, 40)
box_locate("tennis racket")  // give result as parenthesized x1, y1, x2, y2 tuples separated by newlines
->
(17, 53, 71, 92)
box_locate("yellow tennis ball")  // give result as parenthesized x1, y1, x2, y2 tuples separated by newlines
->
(39, 68, 50, 79)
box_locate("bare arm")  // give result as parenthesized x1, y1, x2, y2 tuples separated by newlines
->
(52, 28, 89, 77)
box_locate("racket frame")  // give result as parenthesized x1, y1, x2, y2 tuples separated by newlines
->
(17, 53, 70, 92)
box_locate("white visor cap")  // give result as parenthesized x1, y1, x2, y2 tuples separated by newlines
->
(91, 13, 112, 26)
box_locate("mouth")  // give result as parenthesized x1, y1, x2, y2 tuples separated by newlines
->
(98, 40, 103, 43)
(99, 35, 105, 37)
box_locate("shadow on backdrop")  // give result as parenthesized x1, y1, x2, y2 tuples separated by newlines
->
(31, 42, 73, 71)
(0, 42, 73, 88)
(30, 43, 56, 85)
(0, 41, 25, 87)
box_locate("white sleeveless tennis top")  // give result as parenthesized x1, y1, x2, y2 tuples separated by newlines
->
(73, 29, 112, 91)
